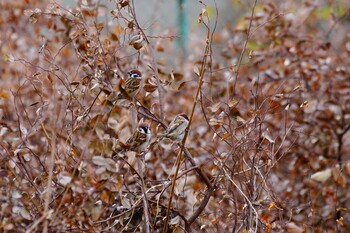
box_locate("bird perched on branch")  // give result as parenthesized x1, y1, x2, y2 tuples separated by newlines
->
(157, 113, 189, 142)
(110, 69, 143, 104)
(115, 122, 151, 154)
(120, 69, 143, 99)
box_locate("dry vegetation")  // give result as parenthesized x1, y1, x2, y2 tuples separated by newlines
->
(1, 0, 350, 232)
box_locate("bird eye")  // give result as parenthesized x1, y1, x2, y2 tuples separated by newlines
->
(139, 126, 149, 133)
(128, 71, 141, 78)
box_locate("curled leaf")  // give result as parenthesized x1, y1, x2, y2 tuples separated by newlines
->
(144, 76, 158, 93)
(207, 102, 221, 113)
(111, 9, 119, 17)
(120, 0, 129, 7)
(177, 82, 187, 91)
(228, 99, 238, 108)
(129, 34, 144, 50)
(58, 173, 72, 186)
(285, 222, 305, 233)
(209, 118, 223, 128)
(311, 169, 331, 182)
(171, 72, 184, 81)
(156, 42, 164, 52)
(300, 101, 309, 108)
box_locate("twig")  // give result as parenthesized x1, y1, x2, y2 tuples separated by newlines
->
(42, 127, 56, 233)
(129, 0, 165, 121)
(231, 0, 258, 97)
(162, 7, 214, 233)
(186, 182, 214, 230)
(223, 166, 259, 233)
(137, 156, 152, 233)
(182, 147, 212, 189)
(49, 137, 85, 224)
(25, 210, 53, 233)
(137, 106, 213, 189)
(185, 150, 221, 230)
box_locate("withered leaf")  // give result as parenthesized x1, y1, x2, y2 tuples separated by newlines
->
(311, 169, 331, 182)
(144, 83, 157, 93)
(178, 82, 187, 91)
(207, 102, 221, 113)
(170, 72, 184, 82)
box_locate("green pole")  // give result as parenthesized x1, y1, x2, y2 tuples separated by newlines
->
(178, 0, 188, 54)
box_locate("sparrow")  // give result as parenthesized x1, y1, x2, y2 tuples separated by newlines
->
(124, 69, 143, 98)
(113, 69, 143, 102)
(115, 122, 151, 153)
(158, 113, 189, 142)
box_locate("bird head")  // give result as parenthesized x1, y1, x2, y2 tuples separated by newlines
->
(127, 69, 142, 79)
(138, 122, 150, 135)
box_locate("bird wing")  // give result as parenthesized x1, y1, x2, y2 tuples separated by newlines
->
(125, 77, 141, 94)
(117, 81, 132, 101)
(114, 140, 129, 153)
(126, 131, 148, 151)
(160, 121, 180, 137)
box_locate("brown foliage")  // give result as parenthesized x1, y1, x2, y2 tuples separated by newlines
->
(1, 0, 350, 232)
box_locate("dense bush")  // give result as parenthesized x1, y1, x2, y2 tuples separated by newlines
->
(1, 0, 349, 232)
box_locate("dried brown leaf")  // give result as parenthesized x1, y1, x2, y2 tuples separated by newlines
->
(177, 82, 186, 91)
(311, 169, 331, 182)
(285, 222, 305, 233)
(207, 102, 221, 113)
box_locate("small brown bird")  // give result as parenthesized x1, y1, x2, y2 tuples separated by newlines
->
(158, 113, 189, 142)
(116, 123, 151, 153)
(114, 69, 143, 102)
(124, 69, 143, 98)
